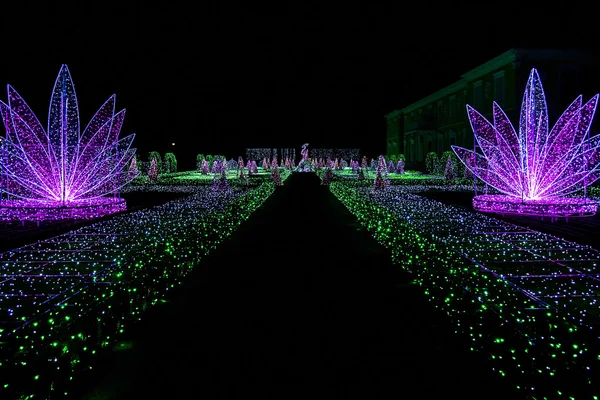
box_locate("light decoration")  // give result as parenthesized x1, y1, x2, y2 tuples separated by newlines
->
(0, 65, 138, 221)
(452, 68, 600, 217)
(320, 167, 333, 185)
(372, 154, 390, 190)
(270, 157, 282, 186)
(310, 148, 360, 161)
(330, 180, 600, 398)
(296, 143, 313, 172)
(0, 180, 276, 399)
(396, 159, 405, 174)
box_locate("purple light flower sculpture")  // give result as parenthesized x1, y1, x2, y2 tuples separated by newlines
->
(0, 65, 137, 221)
(452, 68, 600, 217)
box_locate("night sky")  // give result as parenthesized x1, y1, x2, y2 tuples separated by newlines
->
(1, 1, 595, 170)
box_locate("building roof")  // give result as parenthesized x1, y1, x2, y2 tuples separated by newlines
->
(386, 48, 597, 118)
(384, 109, 402, 119)
(398, 79, 466, 115)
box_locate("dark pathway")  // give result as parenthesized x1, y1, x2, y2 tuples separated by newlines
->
(83, 173, 522, 399)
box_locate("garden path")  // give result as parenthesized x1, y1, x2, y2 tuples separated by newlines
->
(82, 172, 522, 399)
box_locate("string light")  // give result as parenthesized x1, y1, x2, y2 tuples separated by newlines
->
(310, 148, 361, 161)
(0, 179, 276, 399)
(330, 180, 600, 398)
(452, 68, 600, 217)
(0, 65, 138, 221)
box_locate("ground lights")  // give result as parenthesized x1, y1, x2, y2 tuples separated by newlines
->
(330, 181, 600, 398)
(0, 181, 275, 399)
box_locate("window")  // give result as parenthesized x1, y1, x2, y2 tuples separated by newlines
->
(493, 71, 505, 104)
(473, 80, 483, 108)
(437, 101, 444, 119)
(449, 95, 456, 117)
(449, 130, 457, 147)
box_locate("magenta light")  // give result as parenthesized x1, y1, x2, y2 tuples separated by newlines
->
(0, 65, 137, 220)
(472, 194, 597, 217)
(453, 68, 600, 217)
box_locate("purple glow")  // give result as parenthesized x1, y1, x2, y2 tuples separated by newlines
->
(453, 68, 600, 216)
(472, 194, 597, 217)
(0, 65, 137, 220)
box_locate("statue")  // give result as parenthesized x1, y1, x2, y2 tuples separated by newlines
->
(295, 143, 314, 172)
(300, 143, 309, 161)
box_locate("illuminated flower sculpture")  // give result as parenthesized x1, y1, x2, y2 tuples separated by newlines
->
(452, 68, 600, 217)
(0, 65, 138, 221)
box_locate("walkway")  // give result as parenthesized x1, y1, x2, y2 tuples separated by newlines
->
(82, 173, 521, 399)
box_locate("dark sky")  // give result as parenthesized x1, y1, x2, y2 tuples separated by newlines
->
(0, 1, 595, 170)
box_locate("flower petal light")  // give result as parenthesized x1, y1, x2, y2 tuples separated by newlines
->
(0, 64, 138, 220)
(452, 68, 600, 217)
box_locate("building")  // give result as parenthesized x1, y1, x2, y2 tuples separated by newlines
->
(385, 48, 600, 169)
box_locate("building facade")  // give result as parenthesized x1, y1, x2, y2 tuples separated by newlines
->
(386, 48, 600, 169)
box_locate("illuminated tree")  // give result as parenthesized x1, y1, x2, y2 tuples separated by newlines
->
(237, 156, 247, 183)
(201, 158, 209, 175)
(396, 159, 405, 175)
(196, 154, 204, 170)
(237, 156, 245, 177)
(212, 169, 230, 191)
(238, 156, 248, 185)
(149, 151, 162, 174)
(441, 150, 458, 176)
(321, 167, 334, 185)
(211, 156, 222, 174)
(373, 155, 390, 190)
(271, 157, 282, 186)
(163, 152, 177, 174)
(128, 157, 139, 181)
(148, 156, 158, 182)
(226, 158, 238, 170)
(425, 152, 438, 175)
(357, 167, 365, 181)
(444, 155, 455, 180)
(387, 160, 396, 173)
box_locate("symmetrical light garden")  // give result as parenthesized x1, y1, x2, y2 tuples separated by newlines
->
(3, 61, 600, 398)
(330, 180, 600, 398)
(0, 180, 276, 399)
